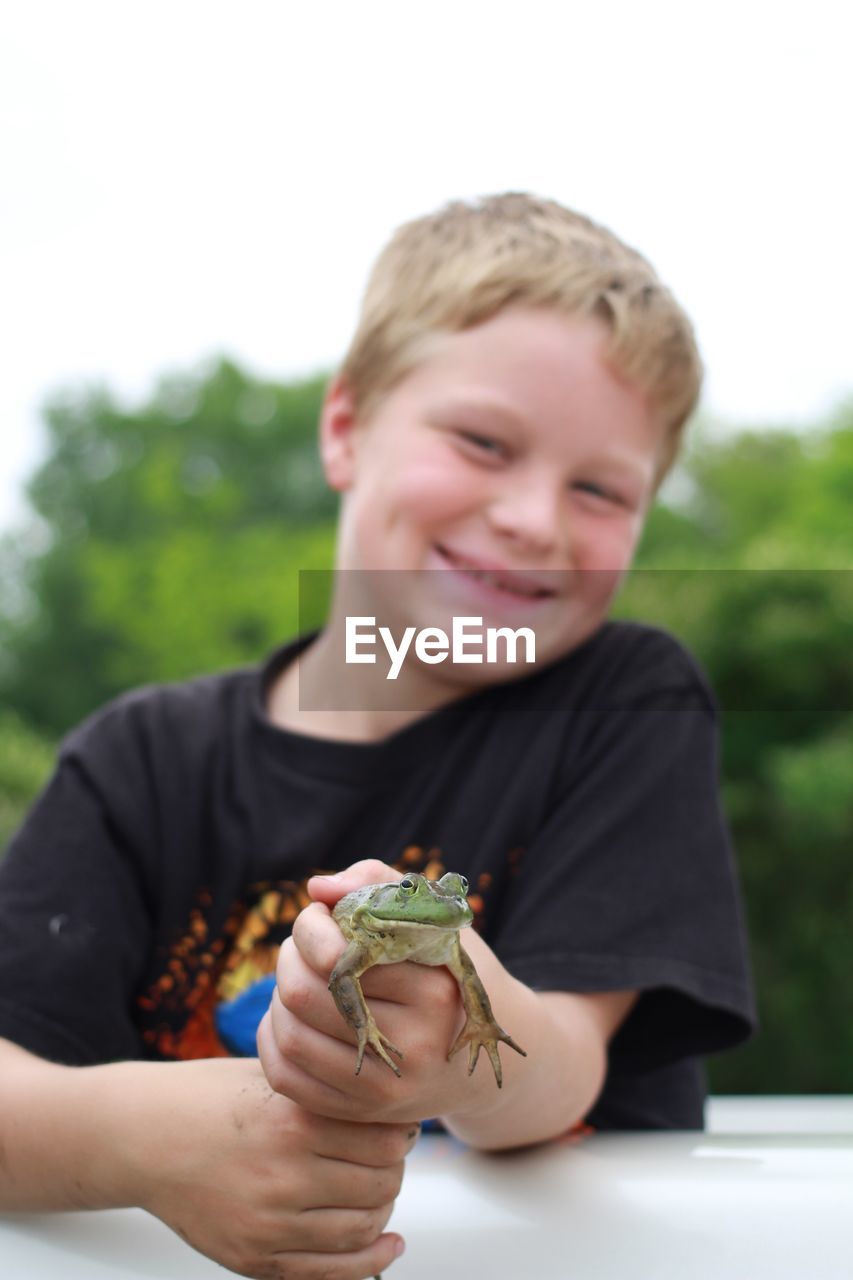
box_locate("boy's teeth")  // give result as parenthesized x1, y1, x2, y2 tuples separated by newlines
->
(460, 565, 539, 597)
(439, 546, 547, 598)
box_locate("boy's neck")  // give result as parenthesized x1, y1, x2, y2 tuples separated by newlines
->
(265, 630, 464, 744)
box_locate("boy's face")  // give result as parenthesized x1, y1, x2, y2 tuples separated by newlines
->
(321, 305, 664, 686)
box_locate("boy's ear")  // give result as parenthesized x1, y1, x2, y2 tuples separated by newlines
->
(319, 376, 359, 492)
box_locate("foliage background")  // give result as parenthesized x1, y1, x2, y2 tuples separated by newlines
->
(1, 360, 851, 1094)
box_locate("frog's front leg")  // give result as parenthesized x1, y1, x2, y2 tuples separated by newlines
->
(328, 942, 404, 1076)
(444, 937, 527, 1087)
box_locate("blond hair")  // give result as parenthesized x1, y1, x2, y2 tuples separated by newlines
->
(340, 193, 703, 482)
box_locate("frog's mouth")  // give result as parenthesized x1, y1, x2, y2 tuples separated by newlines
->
(366, 913, 470, 930)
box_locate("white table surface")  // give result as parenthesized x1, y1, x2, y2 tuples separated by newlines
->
(2, 1098, 852, 1279)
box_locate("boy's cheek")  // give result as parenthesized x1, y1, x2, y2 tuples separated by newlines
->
(355, 460, 481, 544)
(574, 511, 644, 574)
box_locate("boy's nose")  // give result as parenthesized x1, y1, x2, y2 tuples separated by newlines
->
(486, 481, 564, 558)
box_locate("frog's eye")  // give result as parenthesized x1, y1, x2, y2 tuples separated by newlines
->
(399, 877, 416, 894)
(459, 875, 469, 894)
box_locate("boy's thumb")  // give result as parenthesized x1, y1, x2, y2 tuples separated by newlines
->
(307, 859, 401, 904)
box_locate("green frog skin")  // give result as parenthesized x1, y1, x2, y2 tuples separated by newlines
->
(329, 872, 526, 1088)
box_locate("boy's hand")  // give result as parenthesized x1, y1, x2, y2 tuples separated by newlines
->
(130, 1056, 410, 1279)
(257, 859, 521, 1125)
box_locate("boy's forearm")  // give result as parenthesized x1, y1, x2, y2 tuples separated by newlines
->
(0, 1038, 152, 1212)
(439, 984, 608, 1151)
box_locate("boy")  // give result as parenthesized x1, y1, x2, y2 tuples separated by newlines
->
(0, 194, 754, 1279)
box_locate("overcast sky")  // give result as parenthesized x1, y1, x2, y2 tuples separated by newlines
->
(1, 0, 850, 532)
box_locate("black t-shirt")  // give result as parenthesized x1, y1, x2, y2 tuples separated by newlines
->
(0, 621, 755, 1129)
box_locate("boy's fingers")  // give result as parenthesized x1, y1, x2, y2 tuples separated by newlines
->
(257, 1007, 357, 1118)
(290, 903, 347, 975)
(307, 860, 401, 906)
(294, 1202, 398, 1251)
(270, 976, 359, 1056)
(281, 921, 448, 1016)
(305, 1114, 421, 1166)
(268, 1233, 405, 1279)
(290, 896, 438, 986)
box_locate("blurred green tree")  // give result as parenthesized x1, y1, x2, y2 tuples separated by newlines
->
(0, 359, 335, 734)
(0, 712, 54, 853)
(623, 401, 853, 1092)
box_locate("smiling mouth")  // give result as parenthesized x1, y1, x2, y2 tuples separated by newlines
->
(435, 545, 556, 600)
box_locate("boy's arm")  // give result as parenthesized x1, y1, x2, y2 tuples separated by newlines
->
(0, 1036, 134, 1211)
(433, 939, 637, 1148)
(0, 1036, 409, 1278)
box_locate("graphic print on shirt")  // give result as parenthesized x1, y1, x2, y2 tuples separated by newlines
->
(136, 845, 500, 1060)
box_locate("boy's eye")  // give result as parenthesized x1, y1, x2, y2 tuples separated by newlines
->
(573, 480, 620, 504)
(456, 429, 507, 457)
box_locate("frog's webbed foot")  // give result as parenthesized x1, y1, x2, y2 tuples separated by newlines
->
(354, 1014, 404, 1077)
(329, 948, 404, 1077)
(444, 937, 526, 1087)
(448, 1018, 527, 1088)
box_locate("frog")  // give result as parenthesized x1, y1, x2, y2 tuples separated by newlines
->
(329, 871, 526, 1088)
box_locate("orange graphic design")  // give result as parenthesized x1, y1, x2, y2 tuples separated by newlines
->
(137, 846, 502, 1060)
(138, 879, 312, 1059)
